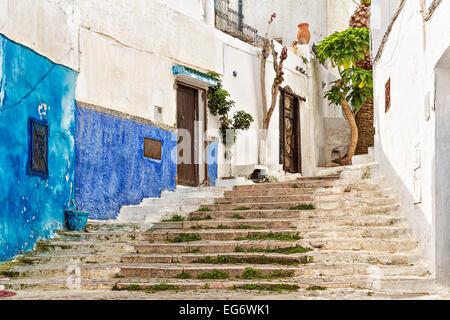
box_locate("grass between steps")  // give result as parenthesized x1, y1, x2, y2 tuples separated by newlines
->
(234, 245, 312, 254)
(187, 267, 296, 280)
(239, 267, 295, 279)
(167, 233, 202, 243)
(232, 283, 300, 293)
(233, 207, 251, 211)
(121, 283, 181, 293)
(190, 225, 265, 230)
(289, 204, 315, 210)
(189, 215, 212, 221)
(162, 215, 185, 222)
(234, 232, 302, 242)
(192, 255, 306, 266)
(306, 286, 327, 291)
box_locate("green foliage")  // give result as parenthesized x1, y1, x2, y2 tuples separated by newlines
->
(235, 232, 302, 242)
(176, 272, 192, 279)
(324, 68, 373, 112)
(207, 72, 254, 149)
(289, 204, 315, 210)
(316, 28, 370, 69)
(315, 28, 373, 113)
(162, 215, 185, 222)
(198, 269, 229, 280)
(232, 283, 300, 292)
(167, 233, 201, 243)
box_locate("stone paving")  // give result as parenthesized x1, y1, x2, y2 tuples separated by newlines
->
(1, 175, 448, 300)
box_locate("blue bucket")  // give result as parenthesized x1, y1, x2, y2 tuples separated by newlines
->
(66, 210, 89, 231)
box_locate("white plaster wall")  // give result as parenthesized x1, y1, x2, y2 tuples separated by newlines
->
(227, 0, 355, 46)
(326, 0, 358, 34)
(0, 0, 80, 70)
(373, 0, 450, 278)
(0, 0, 325, 178)
(371, 0, 402, 59)
(155, 0, 206, 21)
(228, 0, 327, 46)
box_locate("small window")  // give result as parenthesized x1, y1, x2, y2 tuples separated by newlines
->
(144, 138, 162, 160)
(28, 118, 49, 178)
(385, 78, 391, 113)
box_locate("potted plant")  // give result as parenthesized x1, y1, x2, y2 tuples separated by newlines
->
(65, 199, 89, 232)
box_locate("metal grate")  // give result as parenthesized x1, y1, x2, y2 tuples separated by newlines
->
(215, 0, 265, 48)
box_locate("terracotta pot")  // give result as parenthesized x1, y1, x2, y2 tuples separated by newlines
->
(297, 23, 311, 45)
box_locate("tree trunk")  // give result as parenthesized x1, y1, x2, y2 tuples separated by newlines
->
(339, 98, 359, 165)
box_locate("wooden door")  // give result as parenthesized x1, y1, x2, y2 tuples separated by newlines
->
(177, 84, 198, 186)
(280, 91, 301, 174)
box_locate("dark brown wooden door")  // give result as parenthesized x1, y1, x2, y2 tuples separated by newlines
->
(177, 84, 198, 186)
(280, 91, 301, 174)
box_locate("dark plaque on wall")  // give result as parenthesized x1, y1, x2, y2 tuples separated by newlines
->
(144, 138, 162, 160)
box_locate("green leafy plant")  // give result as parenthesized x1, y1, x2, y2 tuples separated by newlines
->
(189, 215, 212, 221)
(233, 206, 251, 211)
(232, 214, 245, 219)
(315, 27, 373, 165)
(207, 72, 254, 162)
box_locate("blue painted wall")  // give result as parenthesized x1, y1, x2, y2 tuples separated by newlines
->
(207, 141, 218, 187)
(0, 34, 77, 262)
(75, 107, 177, 220)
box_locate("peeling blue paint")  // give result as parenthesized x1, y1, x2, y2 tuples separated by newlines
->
(0, 34, 77, 261)
(207, 141, 218, 187)
(75, 107, 177, 220)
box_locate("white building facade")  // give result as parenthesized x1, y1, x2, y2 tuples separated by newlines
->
(371, 0, 450, 283)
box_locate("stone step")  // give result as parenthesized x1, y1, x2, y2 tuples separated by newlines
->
(233, 178, 386, 191)
(216, 195, 314, 204)
(223, 188, 391, 198)
(4, 263, 430, 280)
(188, 207, 403, 220)
(56, 226, 411, 243)
(198, 198, 398, 212)
(20, 250, 423, 267)
(153, 215, 405, 230)
(35, 237, 419, 255)
(3, 276, 438, 295)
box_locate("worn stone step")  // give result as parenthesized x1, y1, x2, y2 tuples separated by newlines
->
(188, 207, 402, 221)
(232, 178, 386, 191)
(35, 237, 418, 256)
(3, 276, 439, 295)
(6, 262, 427, 280)
(199, 198, 397, 212)
(117, 264, 430, 279)
(216, 195, 314, 204)
(56, 226, 411, 243)
(21, 250, 423, 267)
(154, 215, 406, 230)
(223, 186, 392, 198)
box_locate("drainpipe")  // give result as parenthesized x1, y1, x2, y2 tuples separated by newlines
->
(238, 0, 243, 31)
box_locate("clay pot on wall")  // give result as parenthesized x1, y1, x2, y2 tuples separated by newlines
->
(297, 23, 311, 45)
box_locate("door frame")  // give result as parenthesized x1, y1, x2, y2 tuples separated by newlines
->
(176, 81, 208, 187)
(279, 87, 305, 174)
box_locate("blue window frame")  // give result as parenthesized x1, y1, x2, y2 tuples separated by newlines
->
(27, 117, 49, 179)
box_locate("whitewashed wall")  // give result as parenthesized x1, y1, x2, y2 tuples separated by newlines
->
(0, 0, 328, 178)
(373, 0, 450, 281)
(0, 0, 80, 71)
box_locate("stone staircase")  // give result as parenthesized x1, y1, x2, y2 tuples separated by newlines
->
(1, 174, 443, 299)
(117, 185, 233, 223)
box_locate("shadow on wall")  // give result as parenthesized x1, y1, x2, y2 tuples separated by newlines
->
(75, 105, 177, 220)
(376, 142, 435, 276)
(0, 34, 77, 261)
